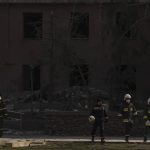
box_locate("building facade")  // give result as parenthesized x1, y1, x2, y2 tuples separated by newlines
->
(0, 0, 150, 102)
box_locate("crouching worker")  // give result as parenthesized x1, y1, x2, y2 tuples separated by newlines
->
(89, 99, 108, 144)
(143, 98, 150, 143)
(119, 94, 137, 143)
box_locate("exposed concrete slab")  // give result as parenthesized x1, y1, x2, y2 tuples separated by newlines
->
(29, 142, 46, 147)
(0, 138, 47, 147)
(11, 141, 31, 148)
(0, 140, 7, 146)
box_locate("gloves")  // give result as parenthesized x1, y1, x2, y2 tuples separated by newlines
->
(105, 117, 109, 123)
(129, 119, 134, 124)
(117, 113, 122, 117)
(144, 115, 148, 120)
(133, 112, 138, 116)
(145, 120, 150, 126)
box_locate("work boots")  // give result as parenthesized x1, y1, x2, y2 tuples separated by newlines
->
(91, 136, 95, 143)
(144, 136, 147, 143)
(125, 135, 129, 143)
(101, 137, 105, 144)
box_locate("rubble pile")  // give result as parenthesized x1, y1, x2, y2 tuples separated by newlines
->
(49, 86, 109, 111)
(4, 86, 109, 112)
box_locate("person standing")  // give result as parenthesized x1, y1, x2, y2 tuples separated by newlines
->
(119, 94, 137, 142)
(90, 99, 108, 144)
(143, 98, 150, 142)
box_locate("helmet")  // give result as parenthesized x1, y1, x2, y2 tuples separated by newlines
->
(88, 115, 95, 124)
(124, 94, 131, 100)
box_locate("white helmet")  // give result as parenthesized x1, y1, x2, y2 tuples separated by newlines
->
(147, 98, 150, 104)
(124, 94, 131, 100)
(88, 115, 95, 124)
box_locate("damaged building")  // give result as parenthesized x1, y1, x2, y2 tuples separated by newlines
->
(0, 0, 150, 109)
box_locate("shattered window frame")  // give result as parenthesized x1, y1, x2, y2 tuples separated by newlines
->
(70, 12, 89, 39)
(115, 65, 136, 92)
(115, 11, 137, 39)
(69, 64, 89, 86)
(23, 12, 43, 39)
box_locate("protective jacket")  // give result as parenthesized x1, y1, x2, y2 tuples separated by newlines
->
(143, 105, 150, 126)
(120, 102, 137, 123)
(91, 104, 108, 124)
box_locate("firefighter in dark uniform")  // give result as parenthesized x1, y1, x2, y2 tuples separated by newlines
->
(90, 99, 108, 144)
(0, 95, 7, 137)
(143, 98, 150, 142)
(120, 94, 137, 142)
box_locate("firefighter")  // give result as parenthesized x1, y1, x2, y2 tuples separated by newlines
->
(143, 98, 150, 142)
(0, 95, 7, 137)
(90, 98, 108, 144)
(120, 94, 137, 142)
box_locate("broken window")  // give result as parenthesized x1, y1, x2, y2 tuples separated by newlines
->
(115, 11, 137, 39)
(70, 12, 89, 39)
(70, 64, 89, 86)
(24, 13, 43, 39)
(116, 65, 136, 92)
(22, 65, 41, 91)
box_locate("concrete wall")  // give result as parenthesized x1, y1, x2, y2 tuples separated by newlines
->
(0, 3, 150, 101)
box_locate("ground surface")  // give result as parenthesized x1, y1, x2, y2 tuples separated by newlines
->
(0, 142, 150, 150)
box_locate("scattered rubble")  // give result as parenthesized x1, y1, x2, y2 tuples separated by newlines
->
(4, 86, 110, 112)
